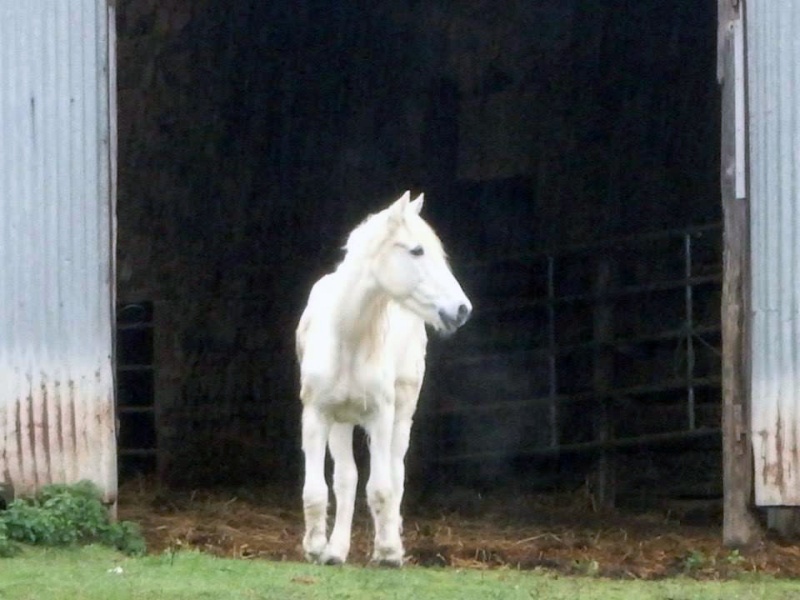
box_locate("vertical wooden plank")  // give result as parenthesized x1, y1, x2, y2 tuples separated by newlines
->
(591, 255, 616, 509)
(154, 299, 176, 483)
(718, 0, 761, 547)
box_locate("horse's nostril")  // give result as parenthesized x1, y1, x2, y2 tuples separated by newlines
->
(440, 304, 471, 330)
(457, 303, 471, 324)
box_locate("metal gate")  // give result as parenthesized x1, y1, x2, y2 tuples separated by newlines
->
(423, 223, 722, 497)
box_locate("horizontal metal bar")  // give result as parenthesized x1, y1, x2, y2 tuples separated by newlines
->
(431, 376, 722, 416)
(475, 274, 721, 316)
(117, 406, 154, 414)
(118, 449, 157, 457)
(117, 365, 154, 372)
(442, 325, 721, 366)
(116, 323, 154, 331)
(462, 223, 722, 270)
(433, 427, 721, 463)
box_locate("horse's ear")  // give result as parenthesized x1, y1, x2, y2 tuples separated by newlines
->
(388, 190, 411, 223)
(409, 193, 424, 215)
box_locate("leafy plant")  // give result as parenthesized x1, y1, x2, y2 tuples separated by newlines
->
(682, 549, 710, 573)
(0, 519, 21, 557)
(725, 549, 746, 566)
(0, 481, 146, 556)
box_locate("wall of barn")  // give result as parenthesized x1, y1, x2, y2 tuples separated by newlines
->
(116, 0, 721, 491)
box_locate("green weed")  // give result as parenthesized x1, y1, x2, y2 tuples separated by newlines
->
(0, 481, 145, 556)
(682, 549, 710, 573)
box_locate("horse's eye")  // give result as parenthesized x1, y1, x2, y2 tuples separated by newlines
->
(410, 245, 425, 257)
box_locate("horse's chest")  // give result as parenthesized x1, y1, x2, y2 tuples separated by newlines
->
(320, 354, 393, 421)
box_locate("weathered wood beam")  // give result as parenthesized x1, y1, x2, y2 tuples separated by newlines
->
(718, 0, 761, 548)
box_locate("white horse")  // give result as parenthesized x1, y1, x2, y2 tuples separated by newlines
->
(295, 191, 472, 566)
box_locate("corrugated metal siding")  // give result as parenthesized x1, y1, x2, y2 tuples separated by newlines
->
(747, 0, 800, 506)
(0, 1, 117, 501)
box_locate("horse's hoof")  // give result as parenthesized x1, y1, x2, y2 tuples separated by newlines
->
(370, 557, 403, 568)
(323, 556, 344, 566)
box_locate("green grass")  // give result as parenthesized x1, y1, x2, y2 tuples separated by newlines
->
(2, 546, 800, 600)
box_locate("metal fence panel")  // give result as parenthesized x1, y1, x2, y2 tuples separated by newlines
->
(0, 0, 117, 501)
(747, 0, 800, 506)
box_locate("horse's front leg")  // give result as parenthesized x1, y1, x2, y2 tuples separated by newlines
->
(364, 403, 403, 567)
(324, 422, 357, 564)
(301, 406, 331, 563)
(390, 381, 421, 543)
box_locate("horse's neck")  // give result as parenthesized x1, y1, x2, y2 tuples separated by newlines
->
(333, 262, 389, 355)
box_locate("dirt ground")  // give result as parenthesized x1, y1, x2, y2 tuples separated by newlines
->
(118, 480, 800, 580)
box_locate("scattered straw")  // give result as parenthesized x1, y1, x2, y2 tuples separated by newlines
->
(118, 481, 800, 579)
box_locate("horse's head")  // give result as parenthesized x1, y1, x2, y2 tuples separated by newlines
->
(348, 191, 472, 335)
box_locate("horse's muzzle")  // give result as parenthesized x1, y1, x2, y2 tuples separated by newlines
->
(439, 304, 471, 333)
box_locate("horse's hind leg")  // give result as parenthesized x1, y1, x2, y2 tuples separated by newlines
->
(301, 406, 331, 563)
(324, 422, 357, 564)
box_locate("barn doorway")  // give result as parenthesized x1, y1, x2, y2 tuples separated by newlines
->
(115, 0, 721, 514)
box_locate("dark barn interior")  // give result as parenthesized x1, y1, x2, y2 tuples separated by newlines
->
(115, 0, 721, 512)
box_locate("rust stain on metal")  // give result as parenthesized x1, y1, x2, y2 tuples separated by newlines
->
(14, 400, 23, 484)
(760, 436, 769, 487)
(1, 400, 6, 473)
(758, 427, 770, 487)
(68, 380, 78, 459)
(1, 373, 116, 498)
(758, 409, 799, 501)
(26, 386, 39, 490)
(40, 380, 52, 480)
(55, 379, 64, 475)
(774, 410, 785, 494)
(792, 422, 799, 479)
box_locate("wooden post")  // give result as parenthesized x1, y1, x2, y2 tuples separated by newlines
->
(591, 255, 616, 509)
(718, 0, 761, 547)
